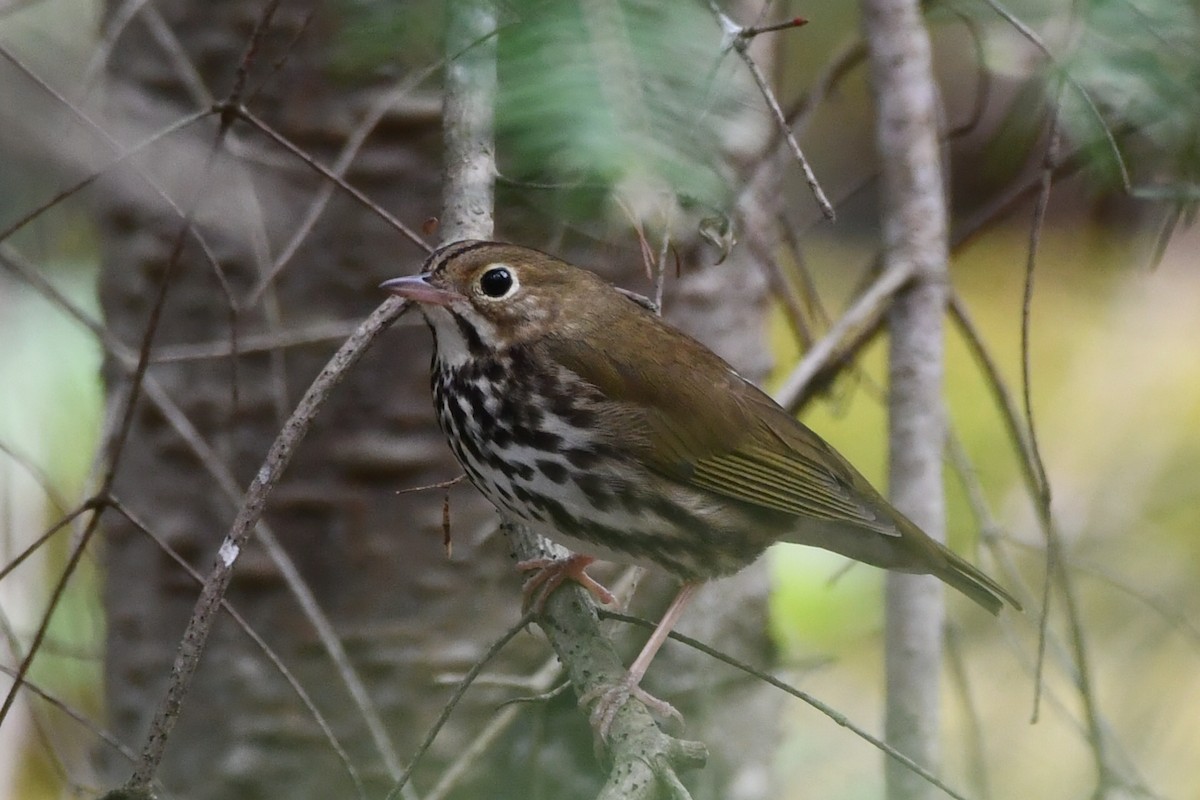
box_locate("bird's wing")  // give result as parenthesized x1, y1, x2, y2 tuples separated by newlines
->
(542, 318, 898, 536)
(673, 380, 899, 536)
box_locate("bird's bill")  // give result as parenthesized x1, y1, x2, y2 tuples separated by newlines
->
(380, 274, 458, 307)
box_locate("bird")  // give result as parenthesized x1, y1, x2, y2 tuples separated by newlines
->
(382, 239, 1018, 735)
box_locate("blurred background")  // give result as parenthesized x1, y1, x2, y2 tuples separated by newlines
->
(1, 0, 1198, 798)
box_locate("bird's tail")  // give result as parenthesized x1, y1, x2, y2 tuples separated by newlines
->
(932, 541, 1021, 616)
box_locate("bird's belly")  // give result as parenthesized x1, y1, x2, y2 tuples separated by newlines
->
(433, 365, 777, 579)
(444, 420, 767, 579)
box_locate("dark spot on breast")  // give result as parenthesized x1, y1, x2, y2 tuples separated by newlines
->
(536, 459, 568, 484)
(454, 315, 487, 356)
(572, 471, 613, 511)
(564, 447, 600, 469)
(537, 496, 574, 530)
(566, 406, 596, 428)
(484, 358, 506, 383)
(522, 403, 544, 428)
(491, 426, 513, 448)
(446, 397, 468, 433)
(523, 428, 562, 451)
(457, 428, 484, 462)
(649, 495, 704, 539)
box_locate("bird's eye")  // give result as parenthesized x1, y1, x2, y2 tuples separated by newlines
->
(478, 266, 517, 299)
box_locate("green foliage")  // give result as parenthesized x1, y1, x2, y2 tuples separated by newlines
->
(1063, 0, 1200, 195)
(330, 0, 445, 75)
(495, 0, 736, 221)
(335, 0, 740, 222)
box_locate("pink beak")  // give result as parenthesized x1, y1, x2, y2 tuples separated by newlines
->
(380, 274, 458, 307)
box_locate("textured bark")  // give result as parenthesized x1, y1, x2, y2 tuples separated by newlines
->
(861, 2, 950, 799)
(97, 1, 775, 798)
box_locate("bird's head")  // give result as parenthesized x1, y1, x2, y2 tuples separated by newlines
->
(381, 240, 622, 366)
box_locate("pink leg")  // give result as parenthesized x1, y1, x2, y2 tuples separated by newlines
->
(582, 582, 700, 739)
(516, 554, 616, 613)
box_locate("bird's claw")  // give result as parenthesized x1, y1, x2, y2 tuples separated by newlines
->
(516, 554, 615, 613)
(580, 676, 683, 741)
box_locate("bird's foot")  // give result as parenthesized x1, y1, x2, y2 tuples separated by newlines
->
(516, 554, 615, 613)
(579, 674, 684, 741)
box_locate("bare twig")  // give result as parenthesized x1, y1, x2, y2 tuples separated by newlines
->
(944, 628, 992, 800)
(0, 662, 148, 777)
(426, 566, 650, 800)
(976, 0, 1131, 191)
(148, 320, 363, 362)
(0, 496, 105, 727)
(0, 110, 210, 246)
(124, 292, 413, 791)
(395, 474, 467, 495)
(0, 43, 228, 282)
(947, 293, 1037, 488)
(774, 256, 913, 412)
(384, 611, 536, 800)
(0, 502, 93, 583)
(0, 242, 410, 788)
(709, 6, 835, 220)
(233, 106, 430, 252)
(246, 55, 452, 303)
(1019, 90, 1119, 797)
(106, 496, 367, 800)
(600, 610, 971, 800)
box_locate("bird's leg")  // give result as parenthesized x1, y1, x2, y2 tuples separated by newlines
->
(581, 581, 700, 739)
(516, 553, 616, 613)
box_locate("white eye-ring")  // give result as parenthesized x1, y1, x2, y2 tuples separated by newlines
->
(477, 264, 519, 300)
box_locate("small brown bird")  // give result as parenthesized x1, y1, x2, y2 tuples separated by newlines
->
(383, 240, 1017, 733)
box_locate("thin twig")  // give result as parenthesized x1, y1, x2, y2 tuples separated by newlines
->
(106, 496, 367, 800)
(741, 16, 808, 39)
(599, 610, 972, 800)
(0, 242, 410, 788)
(233, 106, 430, 253)
(141, 3, 214, 109)
(148, 320, 363, 362)
(0, 497, 106, 727)
(246, 58, 449, 302)
(943, 10, 991, 140)
(942, 430, 1030, 608)
(427, 566, 649, 800)
(944, 627, 993, 800)
(425, 639, 574, 800)
(0, 502, 94, 583)
(947, 292, 1037, 490)
(0, 109, 210, 246)
(384, 612, 536, 800)
(1019, 86, 1118, 794)
(976, 0, 1131, 192)
(124, 294, 413, 791)
(81, 0, 156, 93)
(0, 663, 145, 772)
(0, 43, 227, 279)
(0, 606, 72, 786)
(1023, 98, 1060, 724)
(774, 256, 914, 412)
(709, 7, 835, 220)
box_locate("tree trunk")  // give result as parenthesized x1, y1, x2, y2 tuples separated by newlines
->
(861, 1, 950, 798)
